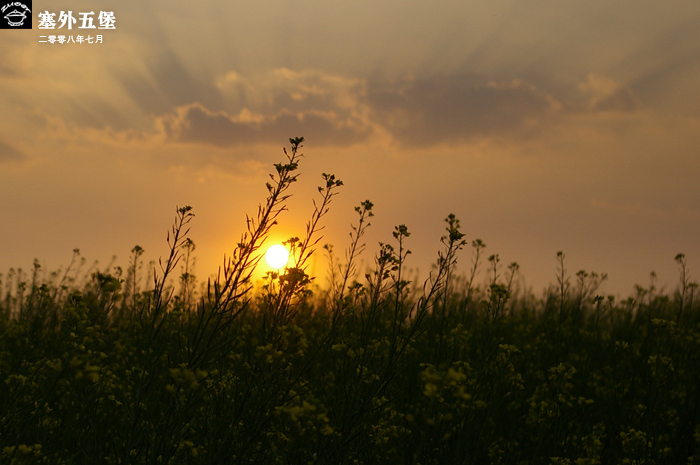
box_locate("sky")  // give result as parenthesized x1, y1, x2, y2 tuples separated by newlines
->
(1, 0, 699, 298)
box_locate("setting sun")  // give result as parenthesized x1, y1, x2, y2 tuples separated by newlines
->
(265, 244, 290, 269)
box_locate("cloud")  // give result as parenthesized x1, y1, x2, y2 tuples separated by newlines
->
(215, 68, 370, 126)
(0, 141, 25, 163)
(155, 102, 371, 147)
(26, 66, 646, 155)
(361, 72, 646, 147)
(579, 73, 640, 113)
(146, 68, 376, 148)
(365, 75, 564, 147)
(31, 109, 151, 147)
(215, 70, 572, 149)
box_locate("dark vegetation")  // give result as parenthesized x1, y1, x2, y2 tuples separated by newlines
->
(1, 138, 699, 464)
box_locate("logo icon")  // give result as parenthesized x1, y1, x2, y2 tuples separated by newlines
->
(1, 1, 32, 29)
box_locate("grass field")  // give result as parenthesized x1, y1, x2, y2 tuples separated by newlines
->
(1, 138, 699, 464)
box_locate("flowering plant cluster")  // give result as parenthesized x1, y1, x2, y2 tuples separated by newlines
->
(1, 139, 699, 464)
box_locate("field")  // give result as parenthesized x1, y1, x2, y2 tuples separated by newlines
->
(1, 139, 699, 464)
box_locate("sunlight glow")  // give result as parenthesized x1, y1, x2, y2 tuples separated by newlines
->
(265, 244, 290, 269)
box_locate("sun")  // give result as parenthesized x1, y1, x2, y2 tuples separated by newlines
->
(265, 244, 290, 269)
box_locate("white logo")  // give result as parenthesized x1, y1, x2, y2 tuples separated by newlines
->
(1, 2, 31, 27)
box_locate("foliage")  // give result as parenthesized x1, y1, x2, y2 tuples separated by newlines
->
(1, 137, 699, 464)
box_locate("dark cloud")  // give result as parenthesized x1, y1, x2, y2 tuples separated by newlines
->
(151, 71, 645, 151)
(0, 141, 25, 163)
(78, 67, 644, 151)
(362, 73, 647, 147)
(157, 103, 370, 147)
(366, 75, 561, 146)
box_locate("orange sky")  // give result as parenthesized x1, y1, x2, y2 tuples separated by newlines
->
(1, 0, 699, 297)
